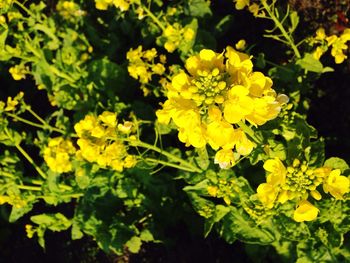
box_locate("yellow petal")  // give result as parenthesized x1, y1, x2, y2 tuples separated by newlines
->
(293, 200, 319, 222)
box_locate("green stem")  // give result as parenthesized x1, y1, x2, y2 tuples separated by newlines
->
(25, 106, 47, 126)
(37, 193, 83, 199)
(0, 171, 16, 179)
(4, 128, 47, 179)
(237, 121, 261, 144)
(15, 143, 47, 179)
(143, 157, 201, 172)
(18, 185, 42, 191)
(261, 1, 301, 58)
(129, 140, 202, 173)
(141, 5, 166, 31)
(22, 178, 43, 185)
(6, 113, 66, 134)
(14, 1, 36, 18)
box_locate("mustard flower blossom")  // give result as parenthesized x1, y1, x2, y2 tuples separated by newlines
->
(256, 157, 350, 222)
(74, 111, 138, 172)
(43, 137, 76, 173)
(157, 47, 285, 168)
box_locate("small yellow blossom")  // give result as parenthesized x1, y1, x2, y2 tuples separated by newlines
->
(293, 200, 319, 222)
(207, 186, 218, 197)
(9, 64, 28, 80)
(323, 169, 350, 199)
(214, 149, 236, 169)
(234, 0, 250, 10)
(95, 0, 113, 10)
(235, 39, 246, 50)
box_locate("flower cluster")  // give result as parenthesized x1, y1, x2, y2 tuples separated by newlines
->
(159, 23, 196, 53)
(257, 158, 350, 222)
(74, 111, 137, 172)
(126, 45, 166, 88)
(43, 137, 76, 173)
(56, 1, 86, 22)
(156, 47, 285, 168)
(94, 0, 136, 11)
(311, 27, 350, 64)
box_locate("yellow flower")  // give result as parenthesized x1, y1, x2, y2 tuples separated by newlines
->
(9, 64, 28, 81)
(98, 111, 117, 127)
(157, 46, 284, 167)
(257, 183, 278, 208)
(313, 46, 326, 60)
(323, 169, 350, 199)
(223, 85, 254, 124)
(315, 28, 326, 40)
(214, 149, 236, 169)
(248, 3, 259, 16)
(113, 0, 130, 11)
(234, 129, 255, 156)
(95, 0, 113, 10)
(124, 155, 137, 168)
(234, 0, 250, 10)
(293, 200, 319, 222)
(44, 137, 76, 173)
(235, 39, 246, 50)
(263, 158, 287, 186)
(207, 186, 218, 197)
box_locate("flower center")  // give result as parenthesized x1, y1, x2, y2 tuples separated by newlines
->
(190, 68, 228, 106)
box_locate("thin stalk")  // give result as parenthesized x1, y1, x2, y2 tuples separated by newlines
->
(261, 1, 301, 58)
(141, 5, 166, 31)
(25, 106, 47, 126)
(14, 1, 36, 18)
(6, 113, 66, 134)
(37, 193, 83, 199)
(15, 143, 47, 179)
(4, 128, 47, 179)
(130, 140, 202, 173)
(144, 157, 201, 173)
(0, 171, 16, 179)
(17, 185, 42, 191)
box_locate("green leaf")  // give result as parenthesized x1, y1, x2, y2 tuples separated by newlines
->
(296, 53, 324, 73)
(125, 236, 142, 254)
(324, 157, 349, 172)
(178, 19, 198, 56)
(30, 213, 72, 232)
(9, 200, 35, 222)
(204, 205, 230, 237)
(289, 11, 299, 33)
(186, 0, 212, 17)
(186, 192, 215, 219)
(195, 146, 210, 170)
(140, 229, 154, 242)
(219, 207, 275, 244)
